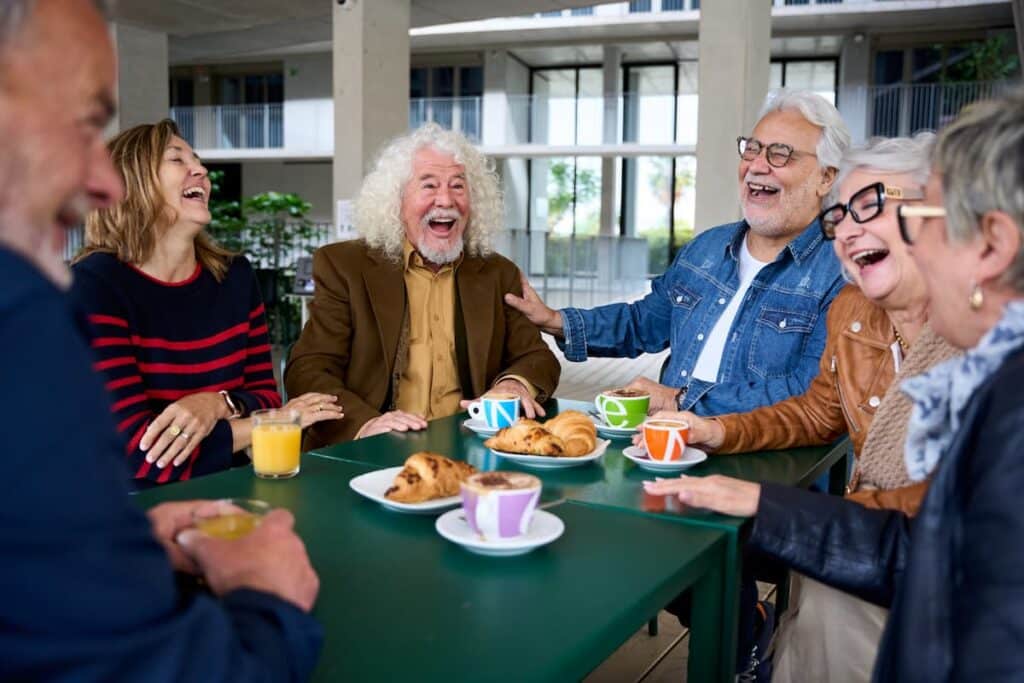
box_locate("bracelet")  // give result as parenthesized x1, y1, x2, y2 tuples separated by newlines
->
(219, 389, 243, 418)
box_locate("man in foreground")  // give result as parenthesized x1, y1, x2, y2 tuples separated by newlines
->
(0, 1, 322, 679)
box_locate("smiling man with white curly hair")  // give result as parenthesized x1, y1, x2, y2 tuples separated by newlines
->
(286, 124, 560, 445)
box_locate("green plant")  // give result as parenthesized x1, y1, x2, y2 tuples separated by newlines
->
(944, 36, 1020, 83)
(546, 160, 600, 230)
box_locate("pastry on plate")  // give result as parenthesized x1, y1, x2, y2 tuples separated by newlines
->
(483, 411, 597, 457)
(384, 452, 477, 503)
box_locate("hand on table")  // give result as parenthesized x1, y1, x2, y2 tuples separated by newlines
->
(623, 377, 678, 413)
(176, 508, 320, 612)
(283, 392, 344, 428)
(503, 272, 564, 337)
(141, 392, 228, 469)
(460, 378, 546, 419)
(356, 410, 428, 439)
(631, 410, 725, 451)
(642, 475, 761, 518)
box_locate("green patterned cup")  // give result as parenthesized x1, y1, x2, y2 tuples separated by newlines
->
(595, 389, 650, 429)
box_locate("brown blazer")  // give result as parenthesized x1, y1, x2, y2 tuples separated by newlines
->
(284, 239, 560, 448)
(712, 285, 927, 514)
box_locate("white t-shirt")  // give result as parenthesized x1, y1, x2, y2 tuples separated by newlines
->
(691, 237, 770, 382)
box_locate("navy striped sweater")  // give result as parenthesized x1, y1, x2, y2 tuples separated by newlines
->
(71, 252, 281, 485)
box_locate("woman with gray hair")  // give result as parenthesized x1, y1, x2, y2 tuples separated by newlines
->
(649, 132, 959, 681)
(646, 89, 1024, 680)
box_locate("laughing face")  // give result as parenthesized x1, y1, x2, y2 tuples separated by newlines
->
(739, 109, 835, 240)
(401, 147, 470, 265)
(158, 136, 211, 232)
(831, 169, 928, 309)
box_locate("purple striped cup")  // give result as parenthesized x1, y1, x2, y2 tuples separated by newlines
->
(460, 472, 541, 540)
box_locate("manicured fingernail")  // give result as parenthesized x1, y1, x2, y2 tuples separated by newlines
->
(140, 442, 149, 451)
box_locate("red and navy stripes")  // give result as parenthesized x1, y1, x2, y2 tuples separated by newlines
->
(71, 253, 281, 485)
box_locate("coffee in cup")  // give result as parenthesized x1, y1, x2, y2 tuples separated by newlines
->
(460, 472, 541, 540)
(642, 419, 690, 461)
(595, 388, 650, 429)
(468, 393, 521, 429)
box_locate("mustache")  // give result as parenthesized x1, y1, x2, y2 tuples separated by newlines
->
(421, 208, 463, 226)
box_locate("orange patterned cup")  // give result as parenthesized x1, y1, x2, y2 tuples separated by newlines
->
(642, 419, 690, 461)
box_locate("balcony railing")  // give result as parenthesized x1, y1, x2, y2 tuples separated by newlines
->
(409, 97, 482, 142)
(862, 80, 1013, 137)
(171, 104, 283, 150)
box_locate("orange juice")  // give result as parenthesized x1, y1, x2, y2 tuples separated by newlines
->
(195, 512, 260, 540)
(642, 420, 690, 461)
(252, 423, 301, 478)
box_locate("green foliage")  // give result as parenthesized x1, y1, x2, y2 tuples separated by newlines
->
(205, 170, 312, 346)
(944, 36, 1020, 82)
(546, 160, 600, 230)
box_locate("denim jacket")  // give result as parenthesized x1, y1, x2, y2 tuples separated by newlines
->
(560, 219, 844, 416)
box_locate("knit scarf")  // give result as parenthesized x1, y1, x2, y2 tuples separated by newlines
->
(903, 300, 1024, 481)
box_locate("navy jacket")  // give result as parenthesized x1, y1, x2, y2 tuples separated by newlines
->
(751, 347, 1024, 682)
(0, 247, 322, 682)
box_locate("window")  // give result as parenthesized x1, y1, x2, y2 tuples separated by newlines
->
(629, 0, 652, 12)
(769, 59, 837, 105)
(570, 7, 594, 15)
(662, 0, 686, 10)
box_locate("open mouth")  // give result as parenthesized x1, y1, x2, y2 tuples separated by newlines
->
(852, 248, 889, 269)
(182, 186, 207, 203)
(747, 182, 780, 199)
(428, 217, 456, 235)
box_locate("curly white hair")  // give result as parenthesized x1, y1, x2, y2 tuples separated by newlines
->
(355, 123, 502, 261)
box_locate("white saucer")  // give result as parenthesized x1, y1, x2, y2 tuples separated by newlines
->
(622, 445, 707, 472)
(489, 439, 611, 469)
(589, 414, 641, 438)
(435, 508, 564, 556)
(349, 467, 462, 514)
(462, 418, 501, 437)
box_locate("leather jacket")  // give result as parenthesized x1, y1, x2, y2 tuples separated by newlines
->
(713, 286, 927, 514)
(749, 348, 1024, 681)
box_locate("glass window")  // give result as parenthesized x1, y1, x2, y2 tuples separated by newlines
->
(769, 62, 783, 89)
(410, 68, 428, 98)
(626, 157, 672, 275)
(629, 0, 652, 12)
(783, 61, 836, 105)
(432, 67, 454, 98)
(459, 66, 483, 97)
(576, 68, 604, 145)
(532, 69, 577, 145)
(675, 62, 698, 145)
(662, 0, 685, 9)
(624, 65, 675, 143)
(570, 7, 594, 15)
(874, 50, 904, 86)
(673, 155, 697, 252)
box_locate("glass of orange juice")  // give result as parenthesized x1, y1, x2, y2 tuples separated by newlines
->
(252, 409, 302, 479)
(193, 498, 271, 540)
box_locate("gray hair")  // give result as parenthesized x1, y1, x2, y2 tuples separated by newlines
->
(933, 89, 1024, 293)
(355, 122, 501, 261)
(759, 88, 851, 171)
(0, 0, 109, 55)
(830, 132, 935, 205)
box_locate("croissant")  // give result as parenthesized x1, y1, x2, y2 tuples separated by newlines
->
(484, 422, 566, 457)
(545, 410, 598, 457)
(384, 452, 477, 503)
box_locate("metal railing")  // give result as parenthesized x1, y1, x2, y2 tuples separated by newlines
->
(409, 97, 482, 141)
(171, 104, 284, 150)
(864, 80, 1013, 137)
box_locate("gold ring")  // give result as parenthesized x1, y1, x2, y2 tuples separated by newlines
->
(317, 403, 323, 411)
(169, 425, 182, 437)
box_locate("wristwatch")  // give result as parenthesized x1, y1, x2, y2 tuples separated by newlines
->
(674, 385, 689, 411)
(219, 390, 243, 418)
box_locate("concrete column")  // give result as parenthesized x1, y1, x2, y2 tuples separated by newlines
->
(1012, 0, 1024, 71)
(600, 46, 622, 236)
(332, 0, 411, 216)
(109, 23, 168, 132)
(838, 33, 872, 144)
(693, 0, 770, 232)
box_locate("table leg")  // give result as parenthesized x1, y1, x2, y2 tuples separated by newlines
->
(688, 536, 732, 683)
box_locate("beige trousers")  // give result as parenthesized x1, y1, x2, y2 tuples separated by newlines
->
(771, 574, 888, 683)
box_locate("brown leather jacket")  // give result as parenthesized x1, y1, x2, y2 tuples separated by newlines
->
(714, 285, 927, 514)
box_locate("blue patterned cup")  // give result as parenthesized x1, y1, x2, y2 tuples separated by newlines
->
(460, 472, 541, 540)
(468, 392, 521, 429)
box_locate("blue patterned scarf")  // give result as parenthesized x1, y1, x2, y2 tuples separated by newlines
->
(902, 300, 1024, 481)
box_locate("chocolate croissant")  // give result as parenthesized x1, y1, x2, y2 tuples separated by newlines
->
(384, 452, 477, 503)
(545, 410, 598, 457)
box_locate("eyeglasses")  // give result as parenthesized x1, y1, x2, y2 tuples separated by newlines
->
(737, 136, 817, 168)
(818, 182, 924, 241)
(897, 204, 947, 245)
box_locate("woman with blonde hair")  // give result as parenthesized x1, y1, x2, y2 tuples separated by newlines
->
(72, 119, 342, 487)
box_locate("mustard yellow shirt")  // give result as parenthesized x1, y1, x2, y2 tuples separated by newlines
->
(396, 241, 464, 419)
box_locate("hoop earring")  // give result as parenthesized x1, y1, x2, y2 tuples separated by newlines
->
(969, 282, 984, 311)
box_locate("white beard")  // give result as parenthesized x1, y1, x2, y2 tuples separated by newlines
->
(418, 235, 464, 265)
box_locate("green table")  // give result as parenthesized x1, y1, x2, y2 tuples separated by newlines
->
(136, 454, 732, 682)
(311, 399, 850, 676)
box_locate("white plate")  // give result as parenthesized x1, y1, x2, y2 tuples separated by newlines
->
(622, 445, 707, 473)
(462, 418, 500, 437)
(349, 467, 462, 514)
(435, 508, 564, 556)
(589, 414, 640, 438)
(489, 439, 611, 469)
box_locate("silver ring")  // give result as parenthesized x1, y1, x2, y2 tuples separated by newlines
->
(179, 431, 190, 440)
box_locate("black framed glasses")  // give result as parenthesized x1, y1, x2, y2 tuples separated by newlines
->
(737, 136, 817, 168)
(819, 182, 924, 241)
(897, 204, 947, 245)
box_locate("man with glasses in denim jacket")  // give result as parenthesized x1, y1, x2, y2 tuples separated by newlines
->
(508, 88, 849, 417)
